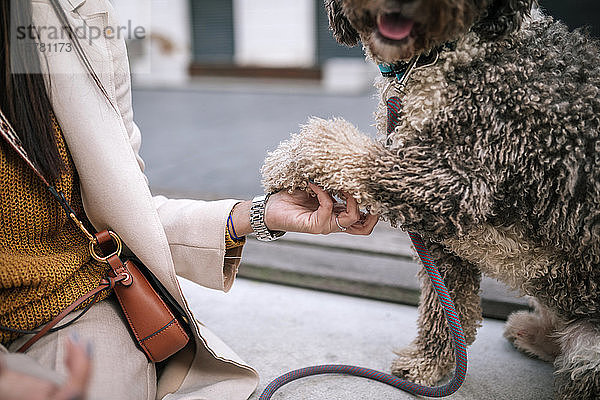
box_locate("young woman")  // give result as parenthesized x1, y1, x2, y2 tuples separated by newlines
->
(0, 1, 379, 399)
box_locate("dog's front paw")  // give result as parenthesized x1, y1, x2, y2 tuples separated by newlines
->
(391, 347, 453, 386)
(261, 118, 383, 206)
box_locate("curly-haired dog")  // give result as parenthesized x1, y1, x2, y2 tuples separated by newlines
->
(261, 0, 600, 398)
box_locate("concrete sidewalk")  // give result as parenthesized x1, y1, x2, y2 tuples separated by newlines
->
(180, 278, 554, 400)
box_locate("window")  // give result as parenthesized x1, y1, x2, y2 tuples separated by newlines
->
(190, 0, 234, 64)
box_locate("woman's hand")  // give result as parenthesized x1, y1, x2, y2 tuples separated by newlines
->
(0, 337, 91, 400)
(265, 183, 379, 235)
(230, 183, 378, 237)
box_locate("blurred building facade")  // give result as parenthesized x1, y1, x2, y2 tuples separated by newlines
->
(111, 0, 372, 92)
(111, 0, 599, 89)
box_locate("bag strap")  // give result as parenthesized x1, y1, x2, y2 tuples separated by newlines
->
(17, 274, 127, 353)
(0, 110, 51, 186)
(0, 109, 133, 350)
(0, 108, 137, 277)
(14, 232, 133, 353)
(0, 109, 99, 243)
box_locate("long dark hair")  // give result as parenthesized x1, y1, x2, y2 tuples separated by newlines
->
(0, 0, 63, 180)
(0, 0, 111, 181)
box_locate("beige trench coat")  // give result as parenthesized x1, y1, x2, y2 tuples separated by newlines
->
(5, 0, 260, 398)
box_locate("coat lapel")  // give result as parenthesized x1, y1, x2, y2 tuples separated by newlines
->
(66, 0, 85, 11)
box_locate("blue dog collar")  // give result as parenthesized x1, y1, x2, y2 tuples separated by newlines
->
(377, 42, 456, 81)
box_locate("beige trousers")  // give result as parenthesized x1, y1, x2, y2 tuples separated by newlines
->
(3, 297, 157, 400)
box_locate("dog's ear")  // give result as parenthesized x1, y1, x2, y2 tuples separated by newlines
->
(473, 0, 535, 40)
(325, 0, 360, 47)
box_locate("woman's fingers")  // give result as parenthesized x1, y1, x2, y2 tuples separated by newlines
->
(346, 213, 379, 236)
(305, 184, 379, 235)
(51, 336, 91, 400)
(343, 192, 360, 221)
(307, 182, 334, 233)
(334, 192, 360, 230)
(0, 363, 56, 400)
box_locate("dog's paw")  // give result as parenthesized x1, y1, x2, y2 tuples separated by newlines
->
(504, 310, 560, 362)
(391, 347, 453, 386)
(261, 118, 383, 206)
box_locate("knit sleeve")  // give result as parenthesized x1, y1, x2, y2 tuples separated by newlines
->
(225, 224, 246, 250)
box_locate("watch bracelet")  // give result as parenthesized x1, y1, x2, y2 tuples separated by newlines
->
(250, 194, 285, 241)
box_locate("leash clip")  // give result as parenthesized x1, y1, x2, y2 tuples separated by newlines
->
(380, 47, 440, 101)
(381, 56, 417, 101)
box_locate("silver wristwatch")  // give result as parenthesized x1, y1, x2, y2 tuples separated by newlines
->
(250, 194, 285, 242)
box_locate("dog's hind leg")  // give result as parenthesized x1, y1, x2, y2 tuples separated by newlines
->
(504, 298, 563, 362)
(554, 320, 600, 400)
(392, 239, 482, 385)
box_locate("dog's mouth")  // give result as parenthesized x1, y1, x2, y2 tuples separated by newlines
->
(376, 11, 414, 41)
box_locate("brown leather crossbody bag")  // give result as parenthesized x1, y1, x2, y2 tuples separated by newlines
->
(0, 111, 190, 362)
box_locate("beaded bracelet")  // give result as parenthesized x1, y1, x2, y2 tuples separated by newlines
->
(227, 213, 244, 242)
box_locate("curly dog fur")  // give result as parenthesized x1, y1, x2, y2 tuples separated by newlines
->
(261, 0, 600, 398)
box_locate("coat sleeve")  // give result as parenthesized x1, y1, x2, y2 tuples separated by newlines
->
(105, 1, 243, 292)
(151, 196, 243, 292)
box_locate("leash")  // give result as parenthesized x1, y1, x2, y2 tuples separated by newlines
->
(259, 49, 468, 399)
(259, 233, 467, 399)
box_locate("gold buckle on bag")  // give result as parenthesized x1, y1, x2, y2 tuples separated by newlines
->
(89, 230, 123, 262)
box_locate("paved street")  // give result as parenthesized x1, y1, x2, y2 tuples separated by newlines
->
(133, 81, 377, 199)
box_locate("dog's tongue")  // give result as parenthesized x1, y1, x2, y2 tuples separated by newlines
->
(377, 12, 414, 41)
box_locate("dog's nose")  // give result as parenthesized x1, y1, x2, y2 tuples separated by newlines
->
(384, 0, 418, 10)
(382, 0, 419, 19)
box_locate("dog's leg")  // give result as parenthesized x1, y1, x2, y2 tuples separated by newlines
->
(554, 320, 600, 399)
(392, 239, 482, 385)
(262, 118, 497, 239)
(504, 298, 563, 362)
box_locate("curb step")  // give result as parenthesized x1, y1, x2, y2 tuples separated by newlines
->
(239, 226, 529, 320)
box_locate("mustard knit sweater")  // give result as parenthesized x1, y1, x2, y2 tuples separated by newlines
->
(0, 119, 111, 345)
